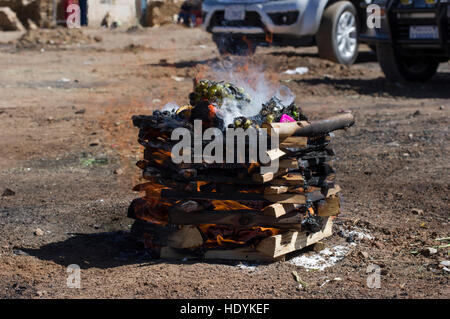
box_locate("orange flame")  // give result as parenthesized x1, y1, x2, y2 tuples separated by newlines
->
(130, 197, 169, 226)
(265, 31, 273, 44)
(217, 234, 245, 246)
(212, 200, 253, 211)
(197, 200, 282, 248)
(242, 36, 255, 55)
(148, 148, 172, 166)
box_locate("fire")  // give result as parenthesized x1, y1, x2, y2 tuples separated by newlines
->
(212, 200, 253, 211)
(128, 197, 169, 226)
(197, 181, 209, 192)
(208, 235, 245, 246)
(208, 104, 216, 116)
(216, 234, 244, 245)
(200, 225, 281, 248)
(133, 180, 168, 198)
(242, 36, 255, 55)
(129, 73, 322, 252)
(148, 147, 172, 166)
(265, 31, 273, 44)
(247, 162, 259, 174)
(195, 200, 281, 248)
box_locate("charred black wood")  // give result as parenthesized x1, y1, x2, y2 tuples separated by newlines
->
(169, 209, 303, 230)
(161, 189, 268, 202)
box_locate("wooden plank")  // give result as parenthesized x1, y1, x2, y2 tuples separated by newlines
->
(167, 225, 204, 249)
(266, 148, 287, 162)
(132, 182, 154, 192)
(264, 185, 290, 195)
(252, 171, 274, 183)
(204, 247, 284, 262)
(262, 203, 299, 218)
(160, 246, 284, 262)
(252, 168, 288, 183)
(256, 217, 333, 258)
(279, 158, 299, 169)
(264, 189, 325, 204)
(196, 174, 260, 185)
(270, 173, 305, 186)
(279, 136, 308, 149)
(182, 162, 248, 170)
(264, 193, 307, 204)
(317, 195, 340, 217)
(162, 189, 266, 202)
(168, 209, 303, 229)
(326, 185, 341, 197)
(176, 200, 201, 213)
(292, 186, 322, 194)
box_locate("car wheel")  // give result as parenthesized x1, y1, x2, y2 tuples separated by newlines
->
(316, 1, 359, 65)
(213, 34, 256, 56)
(376, 44, 439, 82)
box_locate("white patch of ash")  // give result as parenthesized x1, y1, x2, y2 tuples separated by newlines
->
(283, 67, 309, 75)
(338, 226, 374, 241)
(235, 262, 258, 272)
(288, 226, 372, 270)
(289, 245, 351, 271)
(162, 102, 179, 112)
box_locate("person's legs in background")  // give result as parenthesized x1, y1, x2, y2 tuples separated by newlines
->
(189, 14, 196, 27)
(178, 12, 189, 25)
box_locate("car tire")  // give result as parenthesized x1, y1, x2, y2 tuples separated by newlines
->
(376, 44, 439, 82)
(213, 34, 256, 56)
(316, 1, 359, 65)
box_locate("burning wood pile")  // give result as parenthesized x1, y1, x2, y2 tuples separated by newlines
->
(128, 79, 354, 262)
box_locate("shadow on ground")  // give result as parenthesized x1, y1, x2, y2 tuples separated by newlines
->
(19, 231, 250, 269)
(294, 72, 450, 99)
(266, 50, 377, 64)
(19, 231, 145, 269)
(148, 57, 220, 69)
(149, 50, 377, 70)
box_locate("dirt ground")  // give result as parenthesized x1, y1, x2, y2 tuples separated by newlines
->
(0, 26, 448, 299)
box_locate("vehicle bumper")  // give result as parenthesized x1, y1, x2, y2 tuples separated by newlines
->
(360, 1, 450, 56)
(202, 0, 324, 37)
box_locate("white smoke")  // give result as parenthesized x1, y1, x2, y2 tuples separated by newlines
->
(162, 102, 179, 112)
(275, 85, 295, 106)
(207, 58, 296, 127)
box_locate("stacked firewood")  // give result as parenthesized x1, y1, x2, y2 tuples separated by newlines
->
(128, 80, 354, 261)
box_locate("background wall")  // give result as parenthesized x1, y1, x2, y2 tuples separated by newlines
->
(87, 0, 137, 26)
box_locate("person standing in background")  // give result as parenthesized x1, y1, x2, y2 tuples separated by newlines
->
(177, 0, 196, 27)
(79, 0, 87, 26)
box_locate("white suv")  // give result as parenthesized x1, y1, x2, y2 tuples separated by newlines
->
(202, 0, 363, 65)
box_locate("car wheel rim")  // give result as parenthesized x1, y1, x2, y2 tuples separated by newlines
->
(336, 11, 357, 60)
